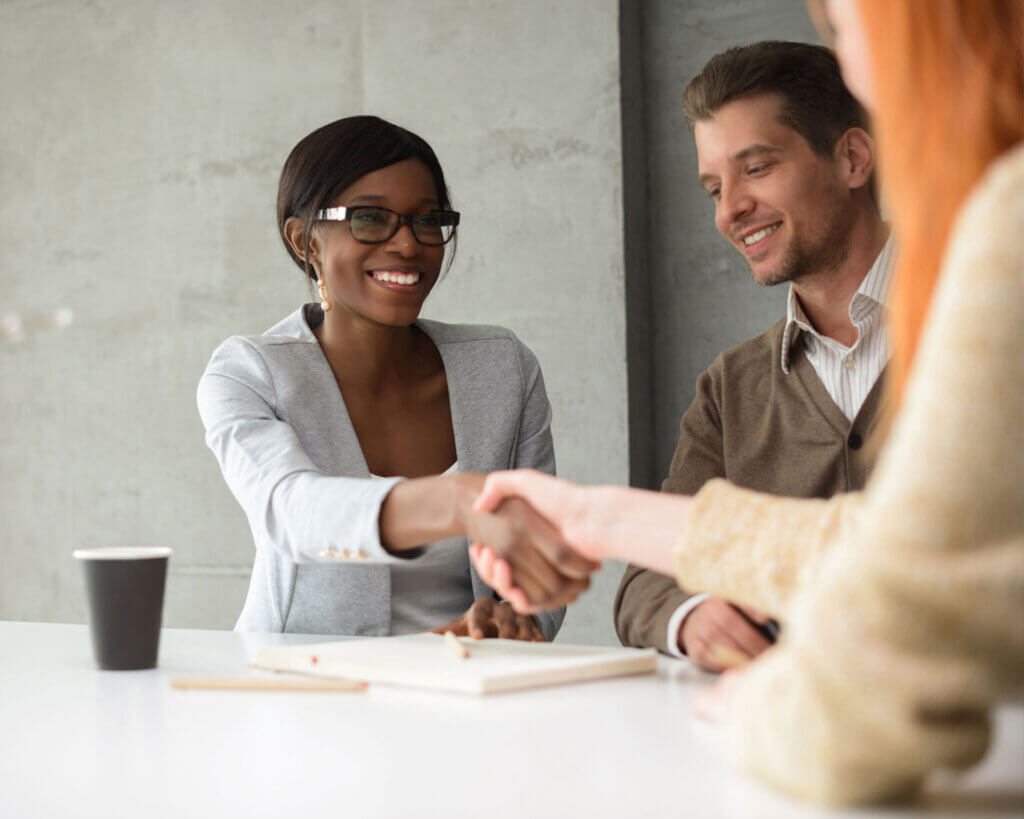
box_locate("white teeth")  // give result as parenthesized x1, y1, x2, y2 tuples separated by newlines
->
(373, 271, 421, 285)
(743, 223, 781, 246)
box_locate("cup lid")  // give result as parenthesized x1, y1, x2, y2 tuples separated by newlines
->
(73, 546, 172, 560)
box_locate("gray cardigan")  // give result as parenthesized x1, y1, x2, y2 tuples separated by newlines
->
(197, 305, 565, 640)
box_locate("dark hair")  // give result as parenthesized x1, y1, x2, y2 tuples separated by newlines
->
(682, 41, 869, 157)
(276, 115, 454, 281)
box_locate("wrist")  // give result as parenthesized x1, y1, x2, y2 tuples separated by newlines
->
(674, 595, 708, 655)
(381, 473, 483, 552)
(570, 485, 618, 561)
(450, 472, 486, 535)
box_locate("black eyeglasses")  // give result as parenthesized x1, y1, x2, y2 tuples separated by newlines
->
(314, 206, 460, 246)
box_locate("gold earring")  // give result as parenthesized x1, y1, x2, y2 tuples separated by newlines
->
(317, 277, 332, 312)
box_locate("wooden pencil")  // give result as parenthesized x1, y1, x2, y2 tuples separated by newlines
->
(171, 675, 367, 692)
(444, 630, 470, 659)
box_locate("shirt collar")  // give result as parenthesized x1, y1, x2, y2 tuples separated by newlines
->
(781, 234, 895, 374)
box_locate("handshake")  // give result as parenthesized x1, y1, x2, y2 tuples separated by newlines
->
(459, 469, 610, 614)
(382, 467, 685, 611)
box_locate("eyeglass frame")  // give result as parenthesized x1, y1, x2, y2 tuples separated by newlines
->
(314, 205, 460, 246)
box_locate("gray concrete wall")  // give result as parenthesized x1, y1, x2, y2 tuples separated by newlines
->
(2, 0, 825, 648)
(638, 1, 821, 487)
(1, 0, 628, 644)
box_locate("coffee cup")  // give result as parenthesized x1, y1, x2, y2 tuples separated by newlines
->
(72, 546, 171, 670)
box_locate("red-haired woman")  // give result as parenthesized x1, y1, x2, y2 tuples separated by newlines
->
(471, 0, 1023, 804)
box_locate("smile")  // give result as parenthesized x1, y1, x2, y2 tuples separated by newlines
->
(370, 269, 422, 285)
(741, 222, 782, 247)
(365, 268, 425, 294)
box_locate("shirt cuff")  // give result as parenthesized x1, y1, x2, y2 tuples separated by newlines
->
(664, 593, 708, 658)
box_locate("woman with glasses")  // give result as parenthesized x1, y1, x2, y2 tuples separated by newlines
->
(197, 116, 593, 641)
(470, 0, 1022, 805)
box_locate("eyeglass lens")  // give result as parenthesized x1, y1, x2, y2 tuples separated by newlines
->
(348, 207, 456, 245)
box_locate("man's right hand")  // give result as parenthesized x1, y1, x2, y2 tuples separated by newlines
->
(680, 597, 774, 672)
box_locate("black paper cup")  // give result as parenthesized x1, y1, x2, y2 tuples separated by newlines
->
(73, 547, 171, 670)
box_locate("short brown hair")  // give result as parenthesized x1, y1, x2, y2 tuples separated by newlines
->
(683, 41, 869, 157)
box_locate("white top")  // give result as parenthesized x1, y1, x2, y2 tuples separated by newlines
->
(370, 462, 477, 635)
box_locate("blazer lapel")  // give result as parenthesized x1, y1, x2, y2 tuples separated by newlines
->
(419, 321, 511, 601)
(420, 323, 508, 475)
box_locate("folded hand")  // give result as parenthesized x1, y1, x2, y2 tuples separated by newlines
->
(431, 596, 545, 641)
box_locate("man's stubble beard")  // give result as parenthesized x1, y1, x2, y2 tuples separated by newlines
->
(748, 194, 855, 289)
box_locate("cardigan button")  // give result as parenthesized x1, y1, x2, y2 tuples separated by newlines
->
(848, 432, 864, 450)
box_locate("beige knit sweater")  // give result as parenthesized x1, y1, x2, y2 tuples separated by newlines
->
(675, 144, 1024, 805)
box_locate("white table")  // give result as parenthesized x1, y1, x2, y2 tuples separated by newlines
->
(1, 622, 1021, 819)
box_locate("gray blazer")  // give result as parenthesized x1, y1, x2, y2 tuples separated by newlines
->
(197, 305, 565, 640)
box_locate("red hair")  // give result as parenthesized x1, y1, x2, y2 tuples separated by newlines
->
(859, 0, 1023, 404)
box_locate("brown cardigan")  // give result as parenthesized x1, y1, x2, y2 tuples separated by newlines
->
(614, 317, 885, 653)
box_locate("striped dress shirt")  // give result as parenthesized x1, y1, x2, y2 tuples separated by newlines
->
(781, 236, 896, 421)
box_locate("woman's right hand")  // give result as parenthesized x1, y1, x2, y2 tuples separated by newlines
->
(461, 495, 599, 609)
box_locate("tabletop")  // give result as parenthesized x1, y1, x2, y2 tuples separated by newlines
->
(1, 621, 1021, 819)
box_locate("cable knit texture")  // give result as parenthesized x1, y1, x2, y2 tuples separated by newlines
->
(674, 144, 1024, 805)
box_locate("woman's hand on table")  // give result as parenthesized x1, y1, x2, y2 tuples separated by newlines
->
(431, 597, 545, 641)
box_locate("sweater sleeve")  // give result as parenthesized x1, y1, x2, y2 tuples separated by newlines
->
(679, 147, 1024, 804)
(196, 336, 408, 565)
(674, 480, 861, 619)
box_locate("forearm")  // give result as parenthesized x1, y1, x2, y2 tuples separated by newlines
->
(379, 473, 484, 552)
(582, 486, 692, 575)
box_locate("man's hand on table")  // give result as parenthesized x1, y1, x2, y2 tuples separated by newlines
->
(680, 597, 774, 672)
(431, 597, 545, 641)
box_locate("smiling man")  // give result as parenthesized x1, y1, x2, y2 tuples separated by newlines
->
(615, 41, 893, 669)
